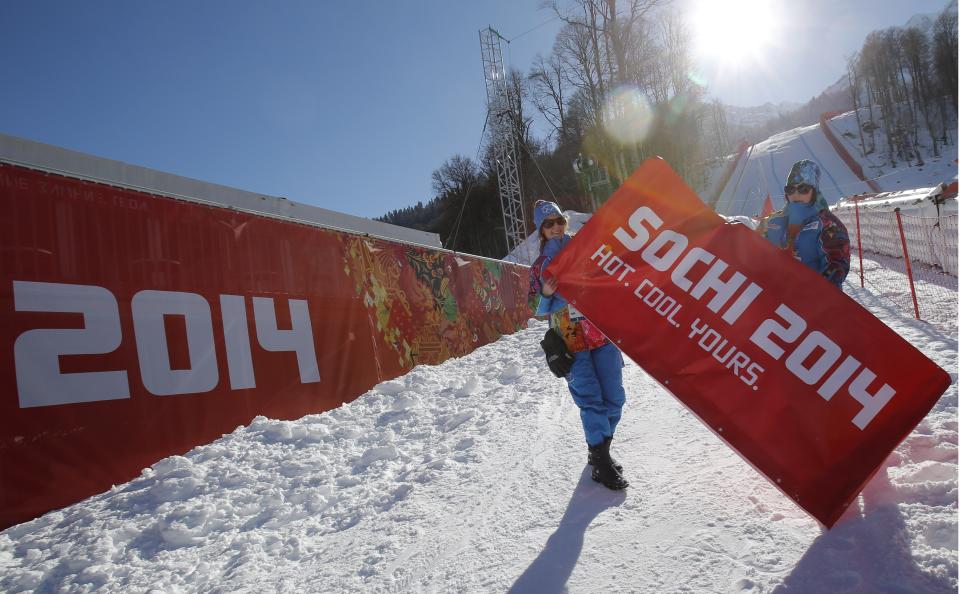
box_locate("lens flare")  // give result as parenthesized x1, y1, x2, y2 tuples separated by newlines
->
(602, 86, 653, 145)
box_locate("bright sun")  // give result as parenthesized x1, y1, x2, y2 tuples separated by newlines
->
(690, 0, 781, 69)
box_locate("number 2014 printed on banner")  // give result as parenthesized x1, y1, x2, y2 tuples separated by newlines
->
(11, 281, 320, 408)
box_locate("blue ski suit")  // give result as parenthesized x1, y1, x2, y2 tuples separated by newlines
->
(531, 235, 627, 447)
(761, 197, 850, 289)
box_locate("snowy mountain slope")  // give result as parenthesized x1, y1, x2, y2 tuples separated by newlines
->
(1, 273, 955, 593)
(705, 110, 957, 218)
(711, 122, 879, 217)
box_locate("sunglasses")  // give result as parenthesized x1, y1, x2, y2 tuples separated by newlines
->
(542, 217, 567, 229)
(784, 184, 814, 196)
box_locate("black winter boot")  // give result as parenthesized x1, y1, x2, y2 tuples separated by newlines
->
(587, 442, 629, 490)
(587, 436, 623, 472)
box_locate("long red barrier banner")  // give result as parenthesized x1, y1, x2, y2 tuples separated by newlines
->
(0, 163, 530, 529)
(546, 158, 950, 527)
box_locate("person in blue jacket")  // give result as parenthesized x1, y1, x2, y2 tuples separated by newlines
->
(529, 200, 629, 490)
(759, 160, 850, 288)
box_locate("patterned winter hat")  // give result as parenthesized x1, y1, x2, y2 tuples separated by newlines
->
(533, 200, 564, 229)
(785, 159, 829, 209)
(786, 159, 821, 189)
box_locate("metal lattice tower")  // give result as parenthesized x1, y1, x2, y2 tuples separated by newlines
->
(479, 26, 528, 259)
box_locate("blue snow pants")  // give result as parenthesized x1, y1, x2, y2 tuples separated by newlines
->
(566, 342, 626, 447)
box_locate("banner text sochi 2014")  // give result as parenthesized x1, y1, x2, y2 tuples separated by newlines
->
(545, 158, 950, 527)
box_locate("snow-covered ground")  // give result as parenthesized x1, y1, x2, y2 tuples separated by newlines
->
(852, 250, 958, 337)
(1, 266, 956, 593)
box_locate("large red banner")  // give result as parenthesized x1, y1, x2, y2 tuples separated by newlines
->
(0, 163, 530, 529)
(546, 158, 950, 527)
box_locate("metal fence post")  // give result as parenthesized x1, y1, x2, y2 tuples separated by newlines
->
(894, 207, 921, 320)
(854, 198, 864, 288)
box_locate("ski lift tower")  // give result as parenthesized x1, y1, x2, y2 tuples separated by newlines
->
(479, 26, 528, 259)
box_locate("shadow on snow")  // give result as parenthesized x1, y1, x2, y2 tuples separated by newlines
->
(508, 466, 627, 594)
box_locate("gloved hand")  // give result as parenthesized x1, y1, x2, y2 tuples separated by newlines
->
(540, 328, 574, 378)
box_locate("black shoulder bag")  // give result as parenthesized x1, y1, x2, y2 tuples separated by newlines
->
(540, 327, 574, 378)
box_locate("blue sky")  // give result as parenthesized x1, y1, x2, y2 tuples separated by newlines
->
(0, 1, 952, 219)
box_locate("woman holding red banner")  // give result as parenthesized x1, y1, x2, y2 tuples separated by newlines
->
(529, 200, 629, 491)
(759, 159, 850, 288)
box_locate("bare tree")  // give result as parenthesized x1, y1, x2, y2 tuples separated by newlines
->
(933, 10, 957, 113)
(506, 69, 534, 146)
(900, 27, 938, 158)
(554, 21, 605, 129)
(658, 10, 690, 98)
(846, 53, 871, 156)
(708, 98, 730, 159)
(528, 51, 569, 142)
(603, 0, 663, 86)
(861, 30, 902, 164)
(432, 155, 481, 197)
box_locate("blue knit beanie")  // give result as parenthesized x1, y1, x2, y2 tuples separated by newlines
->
(533, 200, 564, 230)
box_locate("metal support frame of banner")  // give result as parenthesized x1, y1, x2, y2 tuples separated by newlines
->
(479, 26, 528, 260)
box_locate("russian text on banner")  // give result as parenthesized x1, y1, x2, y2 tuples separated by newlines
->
(544, 157, 950, 527)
